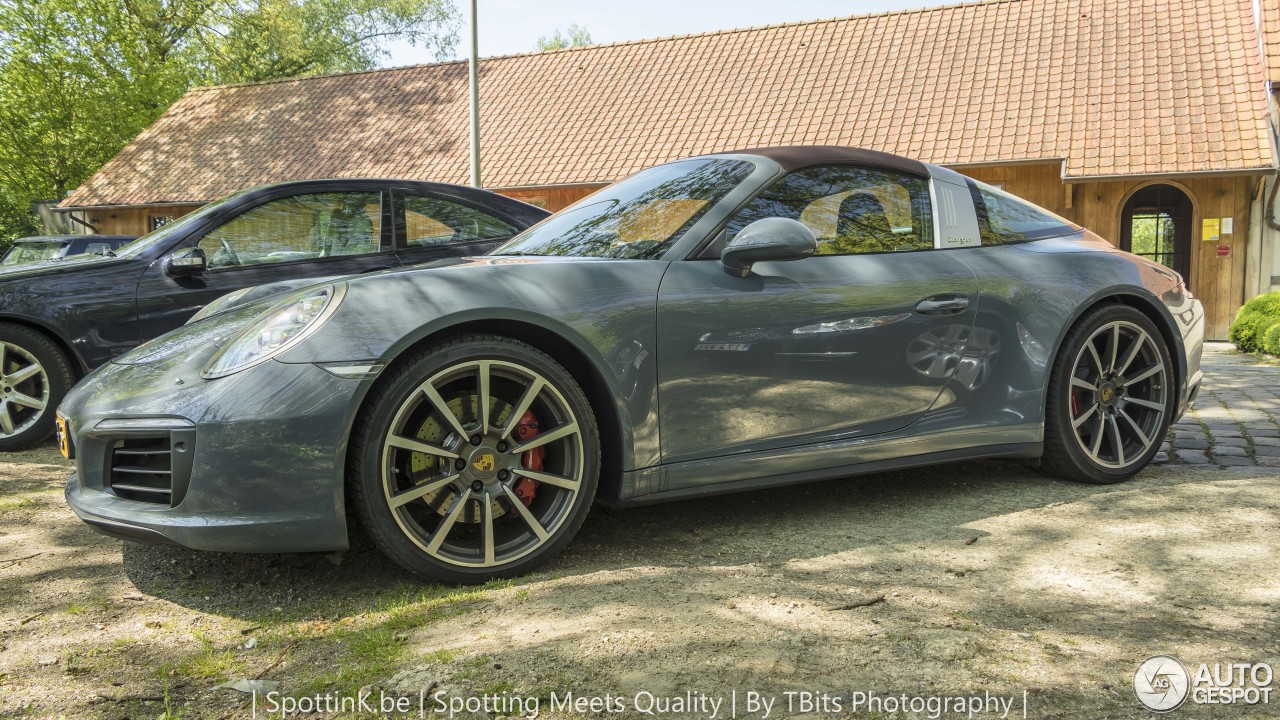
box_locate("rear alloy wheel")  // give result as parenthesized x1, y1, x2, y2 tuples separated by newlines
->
(0, 324, 74, 452)
(350, 336, 599, 583)
(1042, 306, 1173, 483)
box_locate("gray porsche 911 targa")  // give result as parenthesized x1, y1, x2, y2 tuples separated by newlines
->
(61, 146, 1204, 583)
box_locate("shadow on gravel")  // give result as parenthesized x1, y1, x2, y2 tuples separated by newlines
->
(118, 458, 1257, 620)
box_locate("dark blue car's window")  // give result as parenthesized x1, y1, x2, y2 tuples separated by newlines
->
(398, 194, 517, 248)
(494, 158, 754, 259)
(967, 179, 1079, 244)
(197, 192, 382, 269)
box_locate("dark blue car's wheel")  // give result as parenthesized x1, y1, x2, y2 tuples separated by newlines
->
(0, 323, 74, 452)
(349, 335, 599, 583)
(1042, 305, 1173, 484)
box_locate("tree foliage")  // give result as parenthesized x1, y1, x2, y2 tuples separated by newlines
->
(0, 0, 459, 247)
(535, 23, 591, 52)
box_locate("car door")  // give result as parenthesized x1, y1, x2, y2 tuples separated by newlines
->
(391, 188, 524, 266)
(134, 188, 397, 341)
(655, 164, 980, 463)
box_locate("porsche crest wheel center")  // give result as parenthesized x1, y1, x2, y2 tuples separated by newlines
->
(467, 446, 499, 479)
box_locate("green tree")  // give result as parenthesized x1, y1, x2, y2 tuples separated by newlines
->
(0, 0, 458, 249)
(535, 23, 591, 51)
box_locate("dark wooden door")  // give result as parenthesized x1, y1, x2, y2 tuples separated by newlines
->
(1119, 184, 1193, 280)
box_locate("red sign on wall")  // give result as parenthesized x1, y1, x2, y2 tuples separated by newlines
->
(1217, 245, 1230, 258)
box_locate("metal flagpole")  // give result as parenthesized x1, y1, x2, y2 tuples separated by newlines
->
(468, 0, 481, 188)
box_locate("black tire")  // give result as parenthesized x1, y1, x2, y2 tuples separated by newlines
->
(0, 323, 75, 452)
(1042, 305, 1174, 484)
(348, 334, 600, 584)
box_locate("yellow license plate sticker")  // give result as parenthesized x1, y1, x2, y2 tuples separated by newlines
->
(56, 414, 71, 459)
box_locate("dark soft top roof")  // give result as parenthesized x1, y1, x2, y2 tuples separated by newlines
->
(723, 146, 931, 178)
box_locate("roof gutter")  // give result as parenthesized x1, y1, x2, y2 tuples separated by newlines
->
(1062, 166, 1276, 183)
(52, 201, 206, 212)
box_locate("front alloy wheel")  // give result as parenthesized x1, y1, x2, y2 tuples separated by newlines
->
(1042, 306, 1173, 483)
(0, 341, 49, 439)
(350, 336, 599, 583)
(0, 323, 74, 452)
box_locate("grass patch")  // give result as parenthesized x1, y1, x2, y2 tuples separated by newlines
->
(285, 583, 500, 696)
(177, 647, 241, 680)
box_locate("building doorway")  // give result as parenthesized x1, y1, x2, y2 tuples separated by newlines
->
(1119, 184, 1193, 280)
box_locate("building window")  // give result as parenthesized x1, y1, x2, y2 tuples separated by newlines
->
(148, 215, 175, 232)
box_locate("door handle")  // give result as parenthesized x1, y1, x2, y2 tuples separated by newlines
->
(915, 295, 970, 315)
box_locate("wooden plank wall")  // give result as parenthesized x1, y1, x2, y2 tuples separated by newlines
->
(79, 205, 204, 236)
(495, 185, 606, 212)
(958, 163, 1257, 340)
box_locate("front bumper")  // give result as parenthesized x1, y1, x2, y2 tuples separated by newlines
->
(1175, 297, 1206, 421)
(61, 351, 366, 553)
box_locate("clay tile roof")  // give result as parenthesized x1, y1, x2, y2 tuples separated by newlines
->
(1262, 0, 1280, 83)
(62, 0, 1276, 208)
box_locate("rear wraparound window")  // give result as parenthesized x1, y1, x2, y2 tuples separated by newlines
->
(967, 179, 1079, 245)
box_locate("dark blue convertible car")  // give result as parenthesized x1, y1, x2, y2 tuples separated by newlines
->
(0, 179, 547, 450)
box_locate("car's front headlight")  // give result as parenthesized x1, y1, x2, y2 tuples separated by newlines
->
(202, 284, 346, 378)
(187, 287, 254, 325)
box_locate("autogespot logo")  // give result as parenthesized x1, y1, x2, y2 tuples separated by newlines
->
(1135, 655, 1191, 712)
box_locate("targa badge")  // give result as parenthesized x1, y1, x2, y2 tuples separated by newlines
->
(1136, 655, 1190, 712)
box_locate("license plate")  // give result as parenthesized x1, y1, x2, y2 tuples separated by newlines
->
(56, 414, 73, 460)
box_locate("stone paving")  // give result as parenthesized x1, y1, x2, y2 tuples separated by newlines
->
(1161, 341, 1280, 468)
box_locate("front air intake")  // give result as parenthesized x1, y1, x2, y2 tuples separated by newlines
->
(107, 437, 173, 504)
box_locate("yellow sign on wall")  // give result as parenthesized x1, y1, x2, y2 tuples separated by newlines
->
(1202, 218, 1220, 243)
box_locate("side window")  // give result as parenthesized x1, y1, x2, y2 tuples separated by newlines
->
(967, 179, 1079, 245)
(198, 192, 382, 269)
(398, 194, 518, 249)
(726, 165, 933, 255)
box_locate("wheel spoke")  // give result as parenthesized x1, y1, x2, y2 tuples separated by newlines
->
(0, 343, 7, 372)
(477, 361, 492, 432)
(512, 421, 579, 453)
(1108, 324, 1120, 373)
(1071, 376, 1098, 391)
(515, 469, 580, 491)
(420, 382, 469, 440)
(426, 488, 472, 553)
(1123, 364, 1163, 387)
(482, 493, 496, 566)
(1072, 403, 1098, 430)
(0, 402, 13, 435)
(5, 363, 42, 385)
(1117, 409, 1153, 451)
(8, 391, 44, 411)
(1089, 415, 1106, 460)
(1084, 339, 1105, 374)
(388, 473, 459, 509)
(1125, 397, 1165, 412)
(1108, 415, 1125, 465)
(499, 377, 544, 441)
(387, 435, 459, 459)
(502, 485, 549, 540)
(1115, 331, 1147, 377)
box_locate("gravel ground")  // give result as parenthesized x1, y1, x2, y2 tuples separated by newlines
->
(2, 347, 1278, 719)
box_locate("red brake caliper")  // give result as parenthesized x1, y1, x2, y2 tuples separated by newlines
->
(511, 410, 543, 509)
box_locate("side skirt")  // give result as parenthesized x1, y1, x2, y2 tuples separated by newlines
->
(606, 422, 1039, 507)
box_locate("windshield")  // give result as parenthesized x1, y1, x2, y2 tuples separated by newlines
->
(0, 242, 65, 266)
(115, 190, 250, 259)
(494, 158, 755, 259)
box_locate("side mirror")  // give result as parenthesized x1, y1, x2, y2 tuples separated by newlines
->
(164, 247, 207, 277)
(721, 218, 817, 277)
